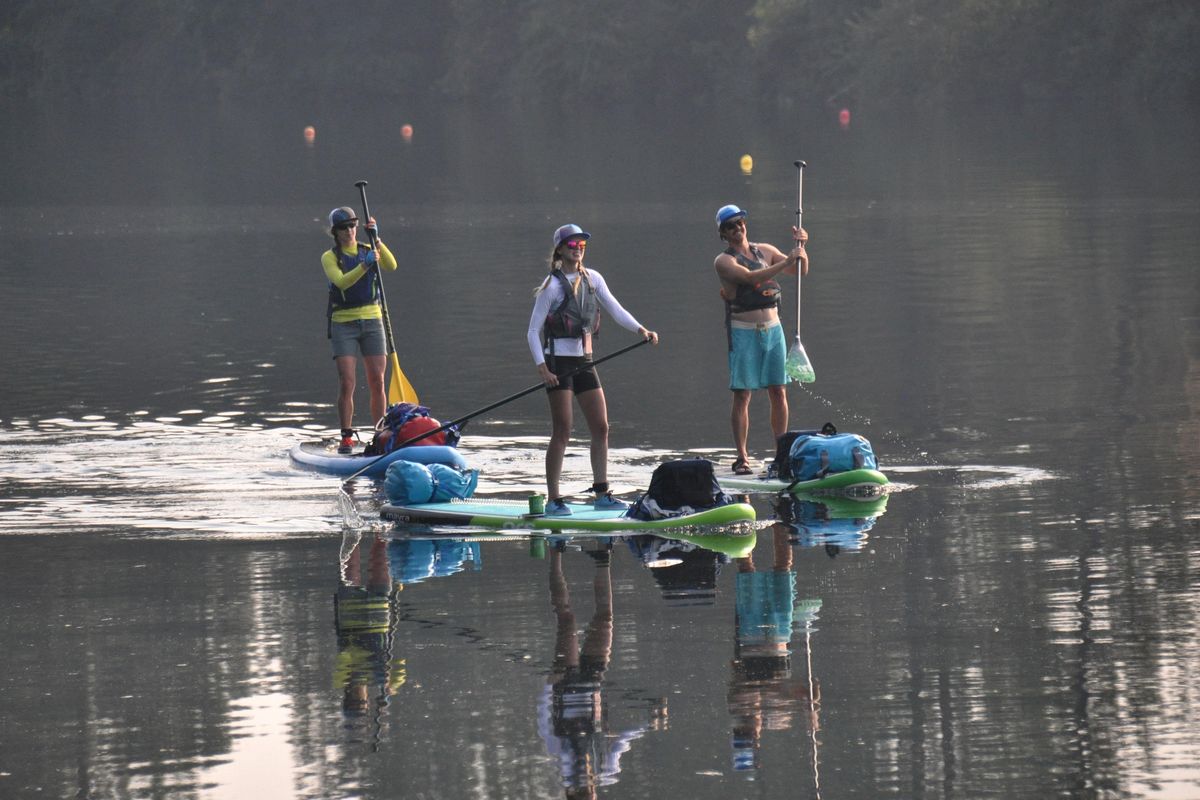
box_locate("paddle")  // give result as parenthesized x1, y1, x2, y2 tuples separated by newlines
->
(785, 160, 816, 383)
(341, 337, 652, 486)
(355, 179, 420, 405)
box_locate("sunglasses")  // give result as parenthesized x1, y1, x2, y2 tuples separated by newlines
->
(335, 223, 358, 231)
(720, 218, 745, 231)
(563, 240, 587, 250)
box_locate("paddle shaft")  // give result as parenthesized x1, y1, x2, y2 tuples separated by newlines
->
(354, 181, 397, 356)
(342, 338, 651, 484)
(355, 180, 417, 405)
(793, 160, 806, 338)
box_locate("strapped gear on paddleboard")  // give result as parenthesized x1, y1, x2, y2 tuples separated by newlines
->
(367, 402, 460, 455)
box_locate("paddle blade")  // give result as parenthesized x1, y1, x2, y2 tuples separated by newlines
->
(387, 353, 419, 405)
(786, 340, 816, 383)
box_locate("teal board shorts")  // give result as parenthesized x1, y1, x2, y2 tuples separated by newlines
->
(728, 321, 786, 390)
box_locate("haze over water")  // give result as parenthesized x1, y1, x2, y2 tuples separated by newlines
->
(1, 97, 1198, 799)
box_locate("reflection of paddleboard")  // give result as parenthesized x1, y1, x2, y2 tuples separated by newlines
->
(719, 467, 889, 496)
(288, 441, 466, 478)
(777, 492, 890, 520)
(391, 527, 759, 560)
(381, 498, 755, 534)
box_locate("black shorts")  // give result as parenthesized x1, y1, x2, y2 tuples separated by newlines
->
(546, 355, 601, 394)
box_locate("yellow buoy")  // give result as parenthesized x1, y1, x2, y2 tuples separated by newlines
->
(740, 154, 753, 175)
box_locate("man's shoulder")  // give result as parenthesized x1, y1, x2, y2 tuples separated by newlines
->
(714, 248, 738, 266)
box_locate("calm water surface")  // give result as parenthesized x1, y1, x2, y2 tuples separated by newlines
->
(1, 103, 1198, 799)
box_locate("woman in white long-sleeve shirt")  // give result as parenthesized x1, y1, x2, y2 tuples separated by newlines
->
(527, 224, 659, 516)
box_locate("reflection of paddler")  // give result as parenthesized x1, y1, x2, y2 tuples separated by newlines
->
(334, 533, 405, 725)
(727, 525, 820, 772)
(538, 545, 660, 795)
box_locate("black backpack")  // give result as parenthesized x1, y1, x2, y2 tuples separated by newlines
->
(628, 458, 732, 520)
(770, 422, 838, 480)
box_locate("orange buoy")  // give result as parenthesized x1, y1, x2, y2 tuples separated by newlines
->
(303, 125, 316, 144)
(838, 108, 851, 130)
(400, 124, 414, 142)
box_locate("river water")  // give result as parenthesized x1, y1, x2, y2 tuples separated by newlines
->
(1, 101, 1198, 799)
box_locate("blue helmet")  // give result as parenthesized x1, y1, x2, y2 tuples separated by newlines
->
(715, 204, 747, 227)
(328, 206, 358, 229)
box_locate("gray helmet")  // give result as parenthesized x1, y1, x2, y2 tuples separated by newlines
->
(328, 207, 358, 229)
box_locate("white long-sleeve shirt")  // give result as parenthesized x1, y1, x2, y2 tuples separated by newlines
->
(526, 268, 643, 365)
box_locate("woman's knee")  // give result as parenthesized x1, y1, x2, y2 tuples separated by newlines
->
(587, 417, 610, 440)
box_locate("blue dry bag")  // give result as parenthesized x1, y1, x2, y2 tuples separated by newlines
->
(788, 433, 877, 482)
(384, 460, 479, 504)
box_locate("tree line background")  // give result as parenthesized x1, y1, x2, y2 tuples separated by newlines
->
(2, 0, 1196, 115)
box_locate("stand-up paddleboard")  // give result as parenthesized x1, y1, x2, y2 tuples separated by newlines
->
(380, 498, 756, 533)
(289, 441, 467, 478)
(719, 467, 889, 497)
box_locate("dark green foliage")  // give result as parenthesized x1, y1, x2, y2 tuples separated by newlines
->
(1, 0, 1195, 112)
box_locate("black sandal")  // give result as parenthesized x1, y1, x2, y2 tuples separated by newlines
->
(732, 457, 754, 476)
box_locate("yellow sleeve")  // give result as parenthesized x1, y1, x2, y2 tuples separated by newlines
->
(322, 248, 369, 290)
(376, 240, 398, 272)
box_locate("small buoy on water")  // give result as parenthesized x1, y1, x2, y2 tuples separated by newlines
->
(838, 108, 851, 130)
(303, 125, 316, 145)
(740, 154, 753, 175)
(400, 124, 414, 142)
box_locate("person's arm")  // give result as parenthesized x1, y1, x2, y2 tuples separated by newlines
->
(374, 239, 398, 272)
(590, 272, 658, 343)
(527, 284, 555, 367)
(322, 249, 369, 290)
(364, 217, 398, 273)
(774, 227, 810, 276)
(714, 243, 801, 285)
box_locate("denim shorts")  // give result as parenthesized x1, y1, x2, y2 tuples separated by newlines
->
(728, 321, 786, 390)
(330, 318, 387, 358)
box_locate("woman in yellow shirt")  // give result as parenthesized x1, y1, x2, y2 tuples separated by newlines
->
(322, 206, 398, 452)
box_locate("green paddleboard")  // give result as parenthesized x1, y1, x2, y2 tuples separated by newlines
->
(380, 498, 756, 533)
(719, 467, 889, 497)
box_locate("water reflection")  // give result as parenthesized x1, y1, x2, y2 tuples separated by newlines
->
(728, 524, 822, 786)
(333, 529, 486, 750)
(774, 493, 890, 556)
(540, 542, 667, 798)
(333, 532, 405, 749)
(625, 534, 732, 605)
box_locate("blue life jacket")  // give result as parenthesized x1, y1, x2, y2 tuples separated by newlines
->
(543, 269, 601, 343)
(328, 244, 379, 311)
(724, 245, 781, 312)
